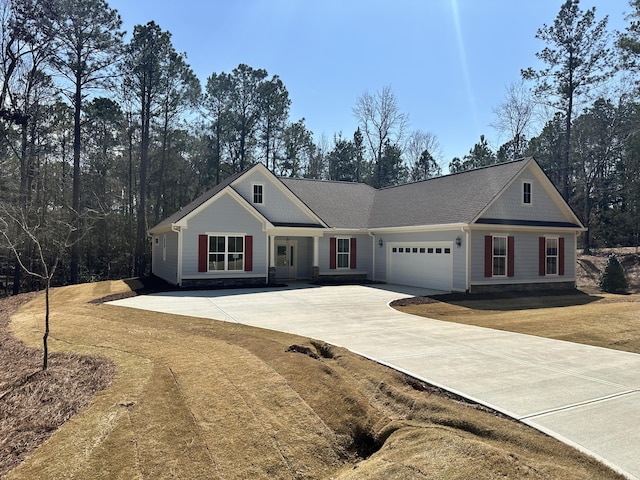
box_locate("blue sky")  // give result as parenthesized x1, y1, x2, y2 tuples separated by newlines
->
(108, 0, 630, 167)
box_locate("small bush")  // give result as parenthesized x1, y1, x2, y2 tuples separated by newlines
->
(598, 254, 629, 293)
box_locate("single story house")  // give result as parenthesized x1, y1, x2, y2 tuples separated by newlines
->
(149, 157, 584, 293)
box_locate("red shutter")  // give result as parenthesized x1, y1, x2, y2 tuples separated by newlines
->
(507, 236, 515, 277)
(329, 237, 336, 269)
(559, 237, 565, 276)
(484, 236, 492, 278)
(350, 237, 357, 269)
(539, 237, 546, 276)
(244, 235, 253, 272)
(198, 235, 208, 272)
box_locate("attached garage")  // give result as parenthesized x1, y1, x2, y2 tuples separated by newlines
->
(387, 242, 453, 291)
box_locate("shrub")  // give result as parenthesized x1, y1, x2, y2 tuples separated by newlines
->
(598, 254, 628, 293)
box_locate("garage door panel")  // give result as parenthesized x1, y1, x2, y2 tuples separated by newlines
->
(388, 243, 452, 291)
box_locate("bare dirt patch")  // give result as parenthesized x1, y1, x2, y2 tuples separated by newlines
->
(0, 293, 114, 478)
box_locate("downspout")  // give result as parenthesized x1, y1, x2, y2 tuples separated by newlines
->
(172, 225, 182, 286)
(368, 232, 376, 282)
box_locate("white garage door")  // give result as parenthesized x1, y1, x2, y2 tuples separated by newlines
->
(388, 243, 453, 291)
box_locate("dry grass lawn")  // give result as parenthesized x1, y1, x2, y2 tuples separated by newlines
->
(395, 291, 640, 355)
(394, 249, 640, 355)
(1, 280, 627, 479)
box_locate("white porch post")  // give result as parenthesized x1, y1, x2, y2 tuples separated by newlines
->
(269, 235, 276, 267)
(313, 236, 319, 266)
(312, 236, 320, 281)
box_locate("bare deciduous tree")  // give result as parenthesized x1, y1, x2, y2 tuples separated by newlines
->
(353, 85, 408, 187)
(0, 204, 92, 370)
(492, 80, 535, 159)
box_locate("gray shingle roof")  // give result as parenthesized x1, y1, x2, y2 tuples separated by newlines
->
(368, 158, 530, 228)
(280, 177, 377, 229)
(149, 158, 541, 233)
(149, 170, 244, 233)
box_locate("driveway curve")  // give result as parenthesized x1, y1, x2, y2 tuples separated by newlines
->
(109, 283, 640, 480)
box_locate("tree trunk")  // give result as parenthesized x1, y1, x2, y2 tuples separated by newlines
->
(70, 74, 82, 284)
(43, 280, 50, 371)
(135, 89, 151, 277)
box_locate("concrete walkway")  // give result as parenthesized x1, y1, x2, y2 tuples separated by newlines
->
(109, 284, 640, 480)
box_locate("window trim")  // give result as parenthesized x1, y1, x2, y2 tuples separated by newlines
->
(545, 237, 559, 276)
(252, 182, 264, 205)
(492, 235, 507, 277)
(207, 234, 245, 272)
(336, 237, 351, 270)
(522, 180, 532, 205)
(162, 234, 166, 261)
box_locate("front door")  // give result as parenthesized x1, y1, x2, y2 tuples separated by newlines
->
(275, 241, 296, 280)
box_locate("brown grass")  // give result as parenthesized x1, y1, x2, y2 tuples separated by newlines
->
(0, 293, 114, 477)
(394, 250, 640, 355)
(1, 279, 625, 479)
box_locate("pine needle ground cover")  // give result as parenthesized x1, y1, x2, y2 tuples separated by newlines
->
(2, 280, 625, 479)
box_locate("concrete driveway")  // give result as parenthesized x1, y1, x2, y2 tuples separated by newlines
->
(109, 283, 640, 480)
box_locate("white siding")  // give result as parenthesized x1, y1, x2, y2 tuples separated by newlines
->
(470, 229, 576, 285)
(182, 192, 267, 278)
(317, 233, 372, 276)
(233, 170, 319, 225)
(480, 167, 571, 223)
(152, 231, 179, 284)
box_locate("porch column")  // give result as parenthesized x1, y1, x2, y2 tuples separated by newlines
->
(269, 235, 276, 267)
(268, 235, 276, 284)
(312, 236, 320, 281)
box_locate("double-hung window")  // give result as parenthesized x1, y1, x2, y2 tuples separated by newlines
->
(492, 236, 507, 276)
(209, 235, 244, 271)
(546, 237, 558, 275)
(337, 238, 350, 269)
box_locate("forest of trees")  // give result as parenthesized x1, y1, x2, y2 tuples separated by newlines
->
(1, 0, 640, 294)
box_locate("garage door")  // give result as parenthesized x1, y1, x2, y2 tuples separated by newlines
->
(388, 243, 453, 291)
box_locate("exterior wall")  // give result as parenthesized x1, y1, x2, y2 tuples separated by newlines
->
(480, 168, 570, 223)
(151, 231, 179, 285)
(373, 230, 466, 291)
(317, 233, 373, 280)
(295, 237, 313, 279)
(470, 228, 577, 290)
(181, 192, 268, 281)
(233, 169, 319, 225)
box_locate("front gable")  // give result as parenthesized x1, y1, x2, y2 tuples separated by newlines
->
(231, 164, 325, 227)
(474, 160, 583, 228)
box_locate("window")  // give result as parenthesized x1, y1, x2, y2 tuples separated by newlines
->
(493, 236, 507, 276)
(162, 235, 166, 261)
(337, 238, 350, 268)
(208, 235, 244, 271)
(523, 181, 532, 204)
(546, 237, 558, 275)
(252, 183, 264, 204)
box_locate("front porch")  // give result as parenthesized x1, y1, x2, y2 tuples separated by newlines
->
(267, 230, 370, 285)
(268, 235, 319, 284)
